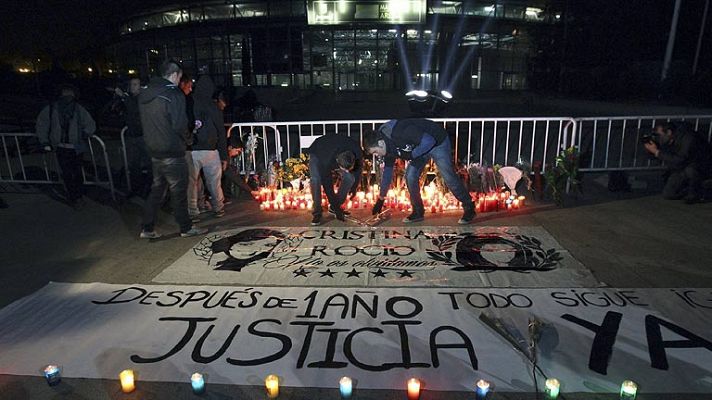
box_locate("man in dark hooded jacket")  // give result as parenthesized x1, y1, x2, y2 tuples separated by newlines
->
(187, 76, 228, 218)
(36, 84, 96, 208)
(138, 60, 206, 238)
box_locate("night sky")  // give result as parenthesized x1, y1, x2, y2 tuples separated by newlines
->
(0, 0, 709, 67)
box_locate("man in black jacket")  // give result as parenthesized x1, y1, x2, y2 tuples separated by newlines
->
(139, 60, 207, 238)
(364, 118, 475, 224)
(187, 76, 228, 218)
(645, 122, 712, 203)
(306, 134, 363, 225)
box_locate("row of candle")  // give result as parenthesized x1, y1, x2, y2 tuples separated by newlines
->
(43, 364, 638, 399)
(254, 184, 526, 214)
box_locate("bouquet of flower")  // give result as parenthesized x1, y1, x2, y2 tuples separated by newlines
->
(282, 153, 310, 181)
(544, 146, 581, 206)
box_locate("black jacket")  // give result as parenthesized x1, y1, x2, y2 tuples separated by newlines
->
(191, 76, 228, 160)
(138, 77, 189, 159)
(122, 94, 143, 137)
(379, 118, 447, 167)
(658, 129, 712, 171)
(307, 134, 363, 203)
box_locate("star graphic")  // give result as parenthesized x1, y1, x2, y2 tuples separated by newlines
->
(399, 270, 414, 278)
(319, 269, 336, 278)
(293, 268, 310, 277)
(371, 269, 388, 278)
(345, 268, 362, 278)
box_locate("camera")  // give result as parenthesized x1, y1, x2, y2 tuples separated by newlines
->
(639, 132, 658, 145)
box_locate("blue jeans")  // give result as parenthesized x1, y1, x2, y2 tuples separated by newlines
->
(309, 155, 355, 215)
(405, 137, 473, 215)
(143, 157, 192, 233)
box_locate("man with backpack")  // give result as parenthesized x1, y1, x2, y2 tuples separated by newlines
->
(36, 84, 96, 209)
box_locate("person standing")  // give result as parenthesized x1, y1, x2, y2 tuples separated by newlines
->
(36, 84, 96, 209)
(305, 134, 363, 225)
(116, 77, 152, 197)
(187, 76, 228, 218)
(364, 118, 475, 224)
(139, 60, 206, 238)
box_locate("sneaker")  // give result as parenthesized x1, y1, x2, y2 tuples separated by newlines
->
(214, 209, 226, 218)
(139, 230, 161, 239)
(180, 226, 208, 237)
(402, 213, 424, 223)
(311, 214, 322, 226)
(458, 207, 476, 225)
(328, 206, 351, 216)
(223, 198, 233, 205)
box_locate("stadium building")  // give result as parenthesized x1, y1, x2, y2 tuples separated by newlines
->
(108, 1, 565, 93)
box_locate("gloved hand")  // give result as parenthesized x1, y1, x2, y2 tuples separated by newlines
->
(372, 198, 385, 215)
(334, 208, 346, 221)
(42, 145, 53, 152)
(397, 148, 413, 160)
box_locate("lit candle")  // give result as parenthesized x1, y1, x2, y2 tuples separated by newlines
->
(620, 380, 638, 399)
(119, 369, 135, 393)
(339, 376, 353, 398)
(545, 378, 560, 398)
(407, 378, 421, 400)
(191, 373, 205, 394)
(43, 365, 61, 386)
(265, 374, 279, 398)
(475, 379, 490, 398)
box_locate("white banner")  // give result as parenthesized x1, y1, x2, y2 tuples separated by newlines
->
(1, 283, 711, 394)
(153, 226, 599, 287)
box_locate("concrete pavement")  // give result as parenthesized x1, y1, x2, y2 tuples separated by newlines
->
(1, 175, 712, 399)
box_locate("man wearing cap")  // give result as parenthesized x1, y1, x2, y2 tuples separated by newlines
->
(363, 118, 475, 224)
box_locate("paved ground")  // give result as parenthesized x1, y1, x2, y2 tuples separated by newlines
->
(1, 173, 711, 399)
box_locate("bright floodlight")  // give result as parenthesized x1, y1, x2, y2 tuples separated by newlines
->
(440, 90, 453, 100)
(405, 90, 428, 98)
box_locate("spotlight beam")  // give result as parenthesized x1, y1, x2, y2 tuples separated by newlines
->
(395, 27, 413, 91)
(446, 15, 496, 92)
(422, 13, 440, 90)
(439, 14, 467, 88)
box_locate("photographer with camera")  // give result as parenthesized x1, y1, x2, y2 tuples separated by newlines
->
(644, 122, 712, 203)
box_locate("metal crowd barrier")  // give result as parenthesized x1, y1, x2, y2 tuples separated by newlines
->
(228, 117, 578, 173)
(119, 127, 132, 193)
(575, 115, 712, 172)
(0, 132, 118, 201)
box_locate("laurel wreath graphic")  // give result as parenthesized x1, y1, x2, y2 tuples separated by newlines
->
(512, 234, 563, 271)
(426, 233, 564, 272)
(425, 234, 461, 266)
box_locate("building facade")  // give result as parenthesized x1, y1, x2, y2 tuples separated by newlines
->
(108, 0, 564, 93)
